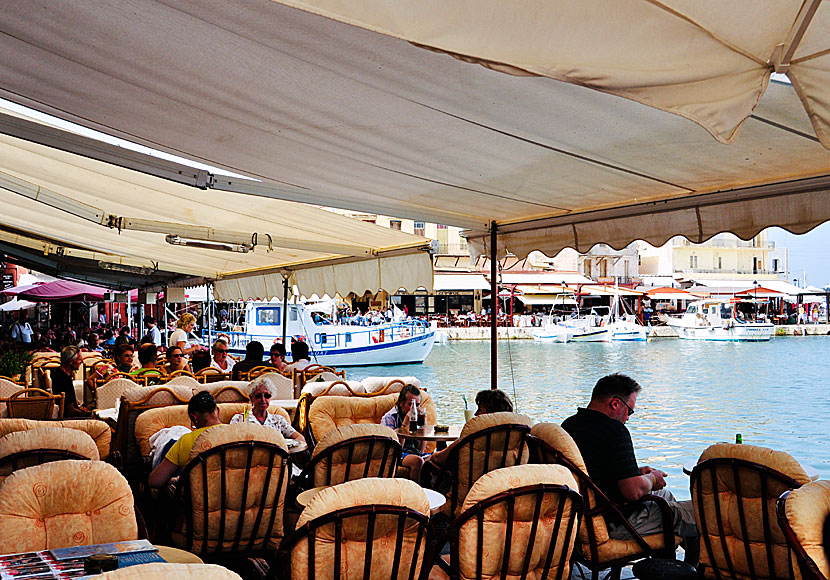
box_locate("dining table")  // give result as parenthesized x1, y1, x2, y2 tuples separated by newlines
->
(395, 425, 462, 443)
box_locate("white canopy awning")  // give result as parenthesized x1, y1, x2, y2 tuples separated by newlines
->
(500, 273, 594, 286)
(517, 295, 577, 306)
(0, 131, 433, 298)
(0, 2, 828, 263)
(433, 274, 491, 292)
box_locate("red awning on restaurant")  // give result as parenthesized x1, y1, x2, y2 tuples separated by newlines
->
(13, 280, 138, 303)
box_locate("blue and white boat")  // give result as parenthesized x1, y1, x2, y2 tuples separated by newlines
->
(204, 300, 435, 366)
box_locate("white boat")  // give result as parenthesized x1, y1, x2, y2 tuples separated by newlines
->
(532, 307, 611, 343)
(606, 296, 650, 342)
(205, 300, 435, 366)
(666, 299, 773, 341)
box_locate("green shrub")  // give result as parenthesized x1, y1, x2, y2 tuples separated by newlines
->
(0, 350, 33, 379)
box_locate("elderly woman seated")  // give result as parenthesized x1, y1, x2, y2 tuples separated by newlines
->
(230, 377, 305, 445)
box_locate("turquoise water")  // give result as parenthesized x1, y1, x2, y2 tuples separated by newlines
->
(347, 337, 830, 500)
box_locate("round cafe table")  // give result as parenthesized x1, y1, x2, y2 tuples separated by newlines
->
(156, 545, 203, 564)
(395, 425, 462, 443)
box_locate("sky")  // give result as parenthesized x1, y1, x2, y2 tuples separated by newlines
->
(768, 224, 830, 289)
(2, 97, 829, 288)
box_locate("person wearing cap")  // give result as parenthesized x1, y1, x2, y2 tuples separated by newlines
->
(148, 391, 222, 488)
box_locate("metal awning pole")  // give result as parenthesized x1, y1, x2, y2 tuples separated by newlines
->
(490, 222, 498, 390)
(282, 276, 289, 348)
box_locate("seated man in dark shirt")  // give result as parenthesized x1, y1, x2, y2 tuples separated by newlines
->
(561, 373, 698, 564)
(231, 340, 265, 381)
(51, 345, 91, 417)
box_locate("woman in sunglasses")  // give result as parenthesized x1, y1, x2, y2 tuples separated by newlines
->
(162, 345, 191, 375)
(230, 377, 305, 444)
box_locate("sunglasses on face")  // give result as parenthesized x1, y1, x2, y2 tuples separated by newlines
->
(253, 392, 272, 400)
(215, 349, 228, 354)
(170, 353, 183, 359)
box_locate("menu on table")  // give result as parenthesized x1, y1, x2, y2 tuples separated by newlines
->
(0, 540, 165, 579)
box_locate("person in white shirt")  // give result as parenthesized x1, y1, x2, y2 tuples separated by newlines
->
(169, 312, 202, 356)
(230, 377, 305, 444)
(11, 313, 33, 344)
(284, 341, 311, 373)
(209, 338, 235, 372)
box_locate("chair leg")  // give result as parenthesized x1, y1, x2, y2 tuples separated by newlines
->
(608, 566, 622, 580)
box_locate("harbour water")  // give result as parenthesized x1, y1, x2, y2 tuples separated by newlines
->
(347, 337, 830, 499)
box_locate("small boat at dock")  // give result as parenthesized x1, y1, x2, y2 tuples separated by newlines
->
(666, 299, 773, 341)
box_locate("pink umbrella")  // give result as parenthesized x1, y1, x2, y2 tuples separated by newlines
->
(0, 282, 45, 296)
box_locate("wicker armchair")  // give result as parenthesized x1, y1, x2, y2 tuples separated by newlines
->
(294, 423, 401, 489)
(171, 424, 291, 560)
(276, 478, 431, 580)
(6, 387, 64, 420)
(691, 443, 812, 580)
(439, 464, 582, 580)
(428, 412, 533, 519)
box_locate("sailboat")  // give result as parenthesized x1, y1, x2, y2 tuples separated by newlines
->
(606, 291, 650, 341)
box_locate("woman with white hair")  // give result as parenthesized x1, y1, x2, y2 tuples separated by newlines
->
(230, 377, 305, 443)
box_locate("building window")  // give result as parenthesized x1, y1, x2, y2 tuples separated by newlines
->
(772, 258, 779, 272)
(690, 255, 698, 269)
(389, 220, 402, 231)
(717, 257, 722, 269)
(414, 221, 425, 237)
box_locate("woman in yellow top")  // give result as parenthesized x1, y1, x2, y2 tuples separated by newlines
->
(148, 391, 222, 488)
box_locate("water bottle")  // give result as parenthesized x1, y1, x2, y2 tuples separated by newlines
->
(735, 433, 742, 444)
(409, 400, 419, 433)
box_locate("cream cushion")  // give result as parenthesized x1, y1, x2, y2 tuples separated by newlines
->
(458, 464, 579, 580)
(173, 423, 289, 553)
(0, 460, 137, 553)
(95, 377, 139, 410)
(0, 418, 111, 459)
(165, 376, 201, 388)
(250, 373, 294, 399)
(294, 478, 429, 579)
(784, 480, 830, 580)
(301, 380, 365, 397)
(134, 403, 291, 459)
(92, 563, 243, 580)
(694, 443, 812, 580)
(360, 376, 421, 394)
(309, 423, 400, 487)
(0, 428, 99, 483)
(308, 393, 397, 442)
(0, 378, 22, 417)
(448, 412, 533, 517)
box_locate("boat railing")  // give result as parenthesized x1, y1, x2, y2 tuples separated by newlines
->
(201, 318, 431, 350)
